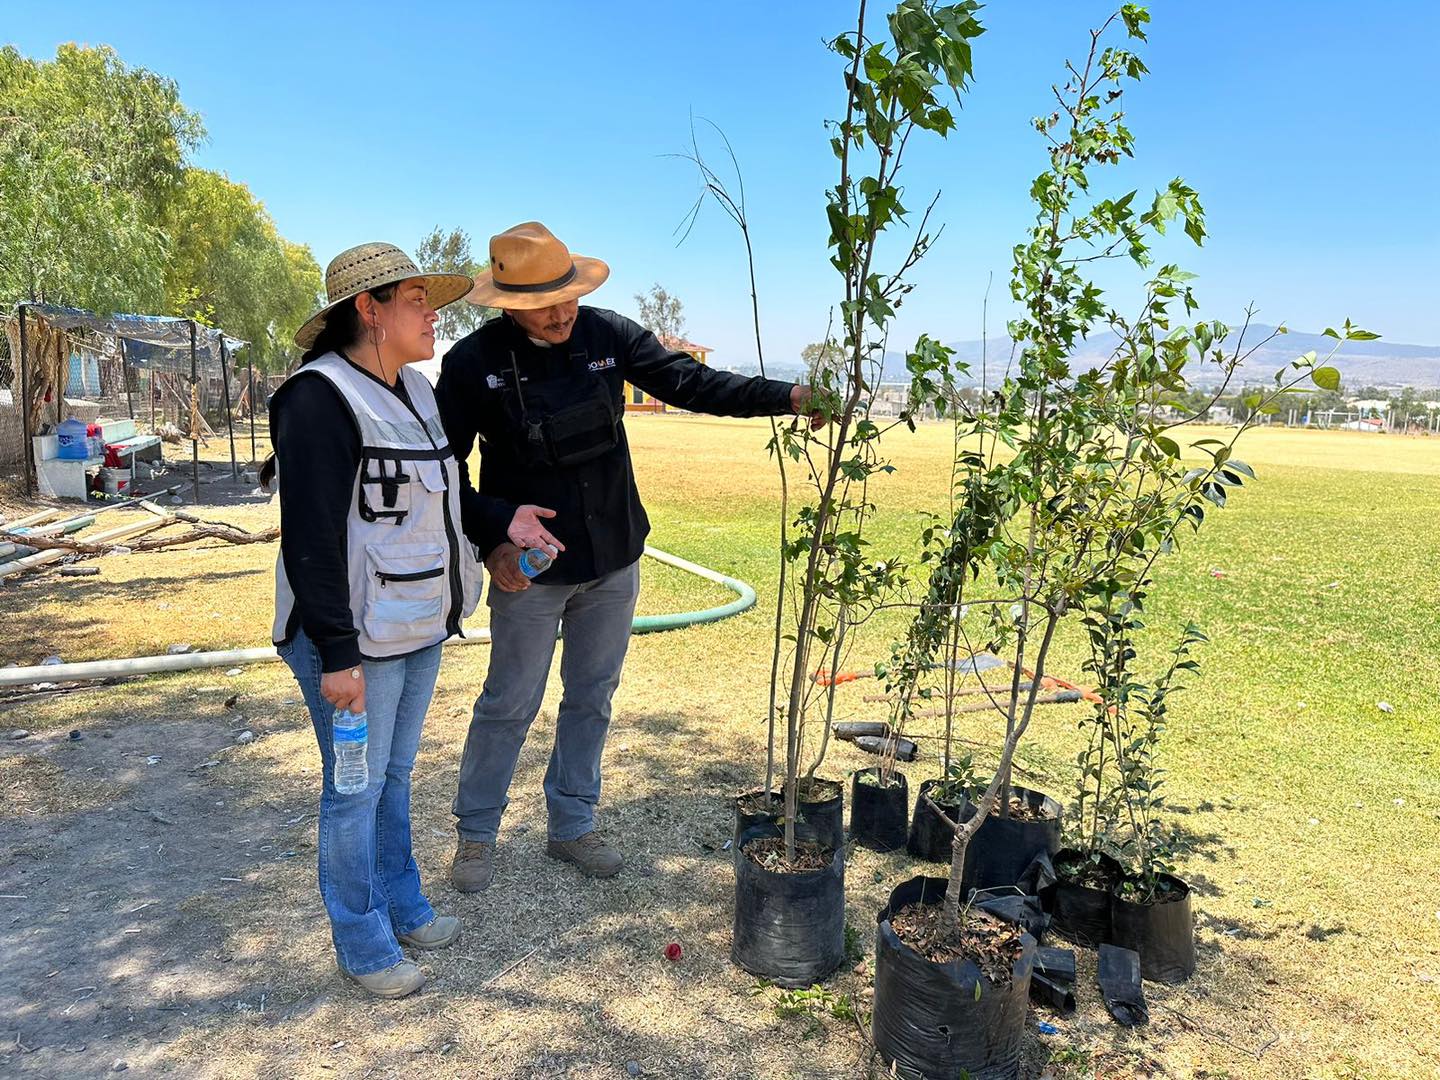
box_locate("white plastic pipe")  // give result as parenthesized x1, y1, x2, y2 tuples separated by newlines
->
(0, 545, 750, 687)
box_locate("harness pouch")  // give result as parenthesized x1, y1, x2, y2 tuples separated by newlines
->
(363, 541, 446, 643)
(538, 391, 619, 466)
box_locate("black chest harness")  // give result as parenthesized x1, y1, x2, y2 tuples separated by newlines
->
(502, 349, 623, 468)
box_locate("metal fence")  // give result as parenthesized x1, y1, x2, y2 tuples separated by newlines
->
(1, 304, 261, 495)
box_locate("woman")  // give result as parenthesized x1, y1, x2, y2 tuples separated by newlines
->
(270, 243, 562, 998)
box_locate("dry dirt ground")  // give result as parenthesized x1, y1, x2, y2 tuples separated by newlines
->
(1, 418, 1436, 1079)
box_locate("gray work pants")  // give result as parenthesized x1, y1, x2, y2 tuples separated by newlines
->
(452, 559, 640, 842)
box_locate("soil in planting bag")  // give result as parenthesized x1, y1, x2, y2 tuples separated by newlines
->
(1029, 946, 1077, 1015)
(850, 767, 910, 852)
(872, 875, 1036, 1080)
(732, 784, 843, 851)
(1097, 944, 1148, 1027)
(734, 789, 780, 847)
(731, 822, 845, 988)
(1108, 873, 1197, 984)
(906, 778, 963, 862)
(1046, 849, 1123, 947)
(973, 892, 1051, 942)
(958, 785, 1063, 895)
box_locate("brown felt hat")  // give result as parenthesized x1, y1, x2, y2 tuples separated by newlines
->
(465, 222, 609, 310)
(295, 242, 473, 349)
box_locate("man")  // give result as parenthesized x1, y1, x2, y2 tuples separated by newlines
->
(436, 221, 818, 889)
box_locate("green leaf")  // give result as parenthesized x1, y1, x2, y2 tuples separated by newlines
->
(1311, 366, 1341, 391)
(1155, 435, 1180, 458)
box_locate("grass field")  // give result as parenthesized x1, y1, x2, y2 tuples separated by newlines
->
(2, 417, 1438, 1078)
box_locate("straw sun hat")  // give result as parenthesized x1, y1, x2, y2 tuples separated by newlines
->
(294, 242, 473, 349)
(465, 222, 609, 310)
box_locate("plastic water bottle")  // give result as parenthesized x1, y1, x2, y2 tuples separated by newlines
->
(518, 546, 555, 579)
(332, 708, 368, 795)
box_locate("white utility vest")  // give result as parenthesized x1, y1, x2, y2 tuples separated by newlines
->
(272, 352, 483, 660)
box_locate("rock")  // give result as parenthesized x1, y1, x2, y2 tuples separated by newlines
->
(626, 1062, 643, 1077)
(166, 644, 192, 655)
(41, 655, 62, 666)
(9, 729, 30, 740)
(225, 668, 242, 677)
(236, 730, 255, 744)
(112, 1060, 129, 1072)
(59, 566, 100, 577)
(68, 730, 83, 741)
(1377, 701, 1395, 714)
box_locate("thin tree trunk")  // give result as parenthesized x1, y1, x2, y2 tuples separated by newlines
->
(943, 610, 1059, 924)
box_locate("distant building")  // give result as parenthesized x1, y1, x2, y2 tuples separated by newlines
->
(627, 335, 713, 412)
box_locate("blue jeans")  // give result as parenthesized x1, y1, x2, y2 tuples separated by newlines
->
(279, 629, 442, 975)
(453, 560, 641, 843)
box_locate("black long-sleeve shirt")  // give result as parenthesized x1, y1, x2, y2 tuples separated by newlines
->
(436, 307, 796, 585)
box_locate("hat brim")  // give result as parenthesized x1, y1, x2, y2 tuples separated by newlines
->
(294, 273, 475, 349)
(465, 255, 609, 310)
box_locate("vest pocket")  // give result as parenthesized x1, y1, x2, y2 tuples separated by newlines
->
(363, 542, 446, 643)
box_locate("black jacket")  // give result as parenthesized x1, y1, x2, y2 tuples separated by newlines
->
(436, 307, 796, 584)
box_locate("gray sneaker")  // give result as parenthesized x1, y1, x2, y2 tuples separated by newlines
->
(546, 831, 624, 878)
(450, 839, 494, 893)
(345, 959, 425, 999)
(398, 914, 461, 950)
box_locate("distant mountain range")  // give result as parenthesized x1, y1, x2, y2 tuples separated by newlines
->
(742, 325, 1440, 390)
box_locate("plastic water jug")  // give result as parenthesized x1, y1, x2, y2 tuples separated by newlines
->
(56, 418, 89, 460)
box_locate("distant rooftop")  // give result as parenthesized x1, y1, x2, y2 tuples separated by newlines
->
(658, 334, 715, 354)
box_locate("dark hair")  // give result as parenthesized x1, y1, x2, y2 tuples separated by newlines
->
(300, 282, 398, 364)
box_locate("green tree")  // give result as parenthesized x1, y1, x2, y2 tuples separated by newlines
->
(634, 283, 686, 345)
(0, 44, 203, 311)
(163, 167, 322, 370)
(415, 226, 491, 339)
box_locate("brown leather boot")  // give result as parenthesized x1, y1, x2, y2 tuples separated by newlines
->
(546, 831, 624, 878)
(450, 839, 495, 893)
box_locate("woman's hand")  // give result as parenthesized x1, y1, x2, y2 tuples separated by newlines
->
(507, 505, 565, 553)
(486, 542, 531, 593)
(321, 666, 366, 714)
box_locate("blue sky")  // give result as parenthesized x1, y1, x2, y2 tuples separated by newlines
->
(9, 1, 1440, 365)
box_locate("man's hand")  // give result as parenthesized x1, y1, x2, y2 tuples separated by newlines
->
(790, 385, 828, 429)
(486, 541, 531, 592)
(320, 666, 366, 714)
(508, 504, 566, 553)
